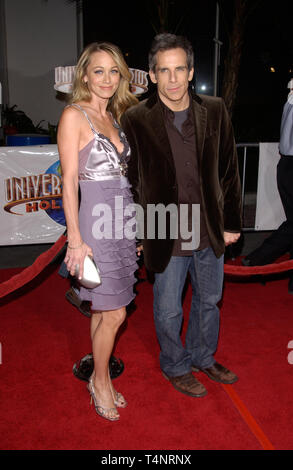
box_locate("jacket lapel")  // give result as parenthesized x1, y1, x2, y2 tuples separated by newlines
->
(146, 95, 175, 174)
(192, 96, 207, 165)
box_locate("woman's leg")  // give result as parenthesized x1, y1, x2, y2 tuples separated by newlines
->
(90, 307, 126, 419)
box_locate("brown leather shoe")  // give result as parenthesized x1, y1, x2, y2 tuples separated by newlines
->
(162, 371, 207, 397)
(192, 362, 238, 384)
(65, 287, 91, 318)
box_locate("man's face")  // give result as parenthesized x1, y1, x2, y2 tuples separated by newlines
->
(149, 48, 194, 110)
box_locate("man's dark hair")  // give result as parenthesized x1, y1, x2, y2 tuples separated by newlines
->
(148, 33, 194, 73)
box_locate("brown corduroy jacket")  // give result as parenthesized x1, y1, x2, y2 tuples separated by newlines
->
(121, 92, 242, 273)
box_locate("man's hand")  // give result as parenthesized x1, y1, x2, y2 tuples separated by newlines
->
(224, 231, 241, 246)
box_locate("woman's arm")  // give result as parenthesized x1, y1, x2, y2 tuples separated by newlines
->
(57, 107, 92, 278)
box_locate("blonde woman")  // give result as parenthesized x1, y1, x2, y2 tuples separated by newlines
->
(58, 42, 139, 421)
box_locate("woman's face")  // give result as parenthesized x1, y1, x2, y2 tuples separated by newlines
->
(83, 50, 121, 100)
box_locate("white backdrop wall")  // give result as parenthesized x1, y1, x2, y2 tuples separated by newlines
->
(4, 0, 78, 128)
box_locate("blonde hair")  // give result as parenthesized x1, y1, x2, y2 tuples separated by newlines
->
(70, 42, 138, 123)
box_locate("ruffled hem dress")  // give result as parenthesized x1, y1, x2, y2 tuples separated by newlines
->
(70, 104, 138, 311)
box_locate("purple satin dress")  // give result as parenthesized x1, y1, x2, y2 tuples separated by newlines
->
(70, 104, 138, 311)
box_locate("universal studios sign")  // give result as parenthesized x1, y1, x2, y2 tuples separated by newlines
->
(54, 65, 149, 95)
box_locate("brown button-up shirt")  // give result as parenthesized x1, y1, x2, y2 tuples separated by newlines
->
(160, 97, 210, 256)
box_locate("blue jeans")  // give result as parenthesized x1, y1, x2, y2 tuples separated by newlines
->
(153, 247, 224, 377)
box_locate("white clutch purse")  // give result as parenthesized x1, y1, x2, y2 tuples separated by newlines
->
(75, 255, 101, 289)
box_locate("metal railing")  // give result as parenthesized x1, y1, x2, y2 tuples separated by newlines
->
(236, 143, 259, 231)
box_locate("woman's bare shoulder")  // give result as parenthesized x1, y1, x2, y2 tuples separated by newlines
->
(59, 103, 85, 128)
(61, 103, 82, 117)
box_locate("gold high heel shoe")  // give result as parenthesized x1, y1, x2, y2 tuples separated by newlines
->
(87, 376, 119, 422)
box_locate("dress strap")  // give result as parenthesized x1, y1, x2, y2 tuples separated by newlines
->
(66, 103, 98, 137)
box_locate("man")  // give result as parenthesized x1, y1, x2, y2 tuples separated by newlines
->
(121, 33, 241, 398)
(243, 79, 293, 294)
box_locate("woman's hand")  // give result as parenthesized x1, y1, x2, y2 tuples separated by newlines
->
(64, 242, 93, 279)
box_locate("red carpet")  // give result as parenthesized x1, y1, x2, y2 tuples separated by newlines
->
(0, 264, 293, 450)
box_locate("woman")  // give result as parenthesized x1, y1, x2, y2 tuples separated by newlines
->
(58, 42, 139, 421)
